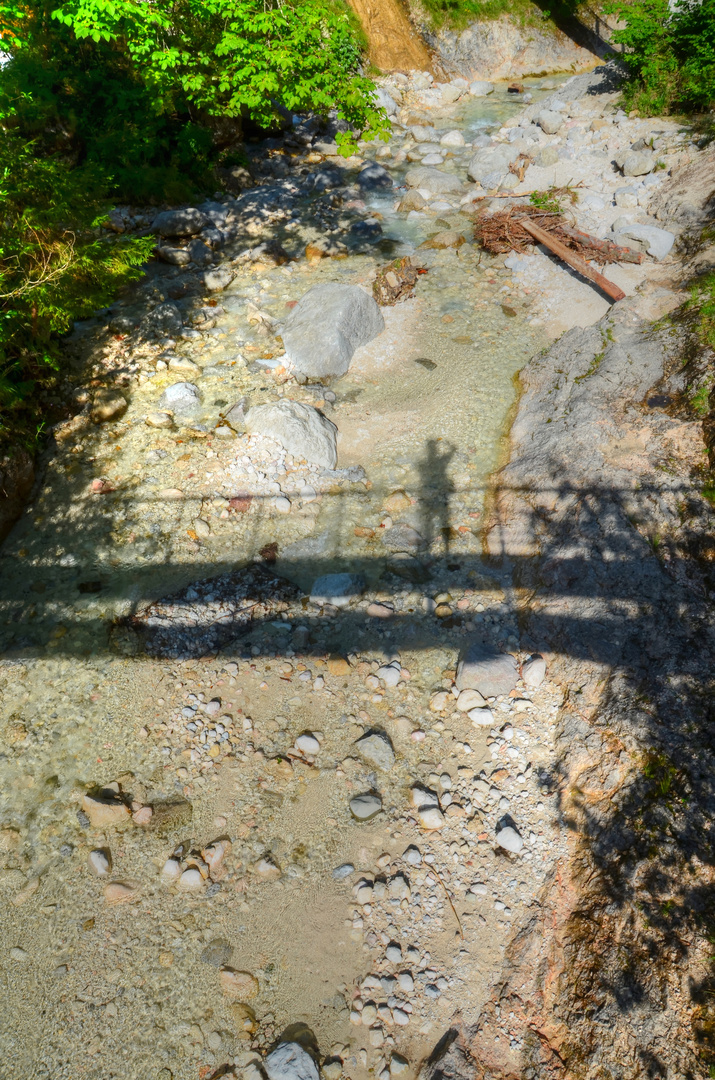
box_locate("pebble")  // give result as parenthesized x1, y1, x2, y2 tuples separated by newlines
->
(398, 972, 414, 992)
(403, 845, 422, 866)
(264, 1041, 321, 1080)
(355, 731, 395, 771)
(81, 794, 131, 829)
(496, 825, 524, 854)
(390, 1054, 409, 1076)
(219, 968, 259, 1000)
(469, 706, 494, 727)
(350, 794, 382, 821)
(9, 947, 27, 962)
(295, 733, 321, 754)
(178, 868, 204, 890)
(201, 939, 234, 967)
(376, 663, 401, 688)
(522, 654, 547, 687)
(456, 688, 487, 711)
(103, 882, 137, 904)
(161, 858, 183, 881)
(386, 943, 402, 963)
(88, 849, 110, 875)
(417, 805, 445, 830)
(332, 863, 355, 880)
(393, 1008, 409, 1026)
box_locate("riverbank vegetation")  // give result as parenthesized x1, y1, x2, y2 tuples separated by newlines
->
(0, 0, 384, 452)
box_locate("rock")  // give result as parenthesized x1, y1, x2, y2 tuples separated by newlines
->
(295, 733, 321, 754)
(350, 794, 382, 821)
(375, 87, 399, 115)
(157, 245, 191, 266)
(358, 163, 394, 190)
(469, 80, 494, 96)
(9, 947, 27, 962)
(496, 825, 524, 854)
(179, 868, 204, 890)
(456, 641, 519, 696)
(201, 938, 234, 967)
(141, 301, 183, 339)
(132, 805, 153, 826)
(456, 687, 486, 711)
(169, 356, 200, 377)
(397, 973, 414, 993)
(421, 153, 444, 166)
(380, 524, 423, 552)
(442, 83, 462, 103)
(158, 381, 202, 415)
(161, 858, 182, 881)
(417, 805, 445, 830)
(522, 653, 547, 687)
(90, 389, 128, 424)
(404, 166, 464, 194)
(355, 731, 396, 771)
(187, 238, 213, 266)
(619, 150, 654, 176)
(467, 144, 519, 184)
(403, 845, 422, 865)
(468, 706, 494, 727)
(103, 882, 137, 904)
(152, 207, 207, 237)
(537, 110, 563, 134)
(386, 942, 402, 963)
(88, 849, 110, 875)
(393, 1008, 409, 1026)
(265, 1042, 320, 1080)
(245, 400, 337, 469)
(323, 1061, 343, 1080)
(81, 793, 131, 829)
(281, 283, 384, 379)
(424, 229, 465, 250)
(384, 489, 411, 514)
(332, 863, 355, 880)
(310, 572, 365, 607)
(367, 602, 394, 618)
(615, 224, 674, 261)
(219, 968, 259, 1000)
(390, 1053, 409, 1076)
(535, 145, 560, 168)
(327, 655, 350, 676)
(193, 517, 211, 539)
(430, 690, 451, 712)
(411, 125, 439, 142)
(255, 856, 281, 879)
(204, 266, 235, 291)
(440, 130, 465, 147)
(397, 190, 426, 212)
(145, 410, 174, 428)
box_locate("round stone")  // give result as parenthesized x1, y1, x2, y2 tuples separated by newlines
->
(350, 794, 382, 821)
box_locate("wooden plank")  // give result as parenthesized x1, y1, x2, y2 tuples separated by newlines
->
(520, 218, 627, 302)
(559, 224, 644, 265)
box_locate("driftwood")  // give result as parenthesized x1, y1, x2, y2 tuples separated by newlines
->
(475, 204, 637, 303)
(519, 218, 626, 302)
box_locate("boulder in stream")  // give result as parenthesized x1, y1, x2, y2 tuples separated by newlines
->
(281, 283, 384, 379)
(245, 399, 338, 469)
(467, 144, 519, 184)
(404, 166, 464, 194)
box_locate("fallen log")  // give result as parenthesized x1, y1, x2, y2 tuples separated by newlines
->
(559, 223, 643, 265)
(519, 218, 626, 302)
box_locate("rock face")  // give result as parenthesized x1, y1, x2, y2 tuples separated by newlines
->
(456, 642, 519, 696)
(649, 141, 715, 227)
(281, 284, 385, 379)
(151, 207, 207, 236)
(264, 1042, 320, 1080)
(245, 400, 338, 469)
(426, 15, 598, 80)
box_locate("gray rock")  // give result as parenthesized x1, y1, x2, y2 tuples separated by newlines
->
(467, 144, 519, 184)
(140, 301, 183, 339)
(151, 207, 208, 237)
(187, 238, 213, 266)
(380, 524, 424, 552)
(350, 793, 382, 821)
(358, 162, 393, 190)
(496, 825, 524, 854)
(355, 731, 395, 771)
(456, 641, 519, 696)
(410, 125, 440, 143)
(620, 150, 654, 176)
(615, 223, 674, 261)
(537, 110, 563, 134)
(375, 88, 398, 116)
(332, 863, 355, 880)
(201, 938, 233, 967)
(310, 572, 365, 607)
(265, 1042, 320, 1080)
(157, 245, 191, 266)
(403, 845, 422, 865)
(158, 381, 202, 414)
(469, 80, 494, 96)
(535, 145, 560, 168)
(281, 283, 384, 379)
(245, 399, 338, 469)
(204, 266, 235, 291)
(403, 167, 464, 194)
(522, 654, 547, 687)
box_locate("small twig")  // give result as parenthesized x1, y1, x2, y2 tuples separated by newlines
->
(431, 864, 463, 938)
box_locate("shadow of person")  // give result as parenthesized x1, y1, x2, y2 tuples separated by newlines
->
(417, 438, 457, 555)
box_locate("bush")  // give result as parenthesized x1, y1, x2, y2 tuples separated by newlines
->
(608, 0, 715, 115)
(0, 131, 154, 450)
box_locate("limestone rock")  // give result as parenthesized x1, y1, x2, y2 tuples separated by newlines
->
(310, 572, 365, 607)
(151, 207, 208, 237)
(469, 80, 494, 96)
(404, 167, 464, 194)
(424, 229, 465, 250)
(204, 266, 235, 291)
(91, 389, 128, 424)
(522, 654, 547, 687)
(358, 163, 394, 190)
(350, 793, 382, 821)
(158, 381, 202, 415)
(140, 301, 183, 339)
(245, 400, 338, 469)
(456, 641, 519, 696)
(417, 805, 445, 830)
(537, 109, 563, 134)
(614, 224, 674, 261)
(355, 731, 395, 771)
(467, 144, 519, 184)
(265, 1042, 320, 1080)
(535, 145, 560, 168)
(496, 825, 524, 853)
(619, 150, 654, 176)
(281, 283, 384, 379)
(82, 793, 131, 829)
(219, 968, 259, 1000)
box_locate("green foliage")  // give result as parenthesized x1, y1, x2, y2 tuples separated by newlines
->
(686, 270, 715, 350)
(607, 0, 715, 115)
(0, 131, 153, 450)
(529, 189, 563, 214)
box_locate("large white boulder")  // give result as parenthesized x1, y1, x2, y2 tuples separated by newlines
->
(281, 283, 384, 379)
(245, 400, 338, 469)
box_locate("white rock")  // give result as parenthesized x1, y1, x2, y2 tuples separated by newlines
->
(417, 805, 445, 831)
(273, 496, 291, 514)
(158, 381, 202, 415)
(392, 1008, 409, 1026)
(356, 731, 395, 771)
(246, 400, 338, 470)
(377, 663, 401, 687)
(386, 943, 402, 963)
(456, 641, 519, 696)
(616, 223, 675, 261)
(495, 825, 524, 854)
(88, 849, 110, 876)
(178, 868, 204, 890)
(440, 130, 465, 147)
(264, 1041, 320, 1080)
(456, 688, 486, 711)
(522, 654, 547, 687)
(161, 858, 183, 881)
(537, 110, 563, 134)
(350, 794, 382, 821)
(310, 572, 365, 608)
(295, 733, 321, 754)
(469, 80, 494, 96)
(469, 707, 494, 727)
(281, 283, 384, 379)
(398, 972, 414, 992)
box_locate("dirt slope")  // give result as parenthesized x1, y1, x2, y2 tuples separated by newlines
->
(347, 0, 433, 72)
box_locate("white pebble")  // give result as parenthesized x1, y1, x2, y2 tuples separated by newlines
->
(178, 868, 204, 890)
(88, 849, 110, 876)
